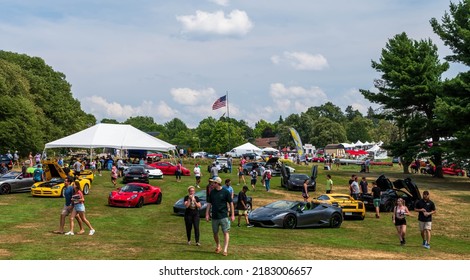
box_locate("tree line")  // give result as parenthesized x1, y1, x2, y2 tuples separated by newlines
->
(1, 1, 469, 176)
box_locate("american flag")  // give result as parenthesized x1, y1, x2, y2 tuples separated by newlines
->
(212, 95, 227, 110)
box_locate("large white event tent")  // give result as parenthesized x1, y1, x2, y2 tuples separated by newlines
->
(45, 123, 175, 152)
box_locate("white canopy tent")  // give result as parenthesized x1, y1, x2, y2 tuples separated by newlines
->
(45, 123, 175, 152)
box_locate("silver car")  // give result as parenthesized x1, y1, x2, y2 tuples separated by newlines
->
(0, 171, 35, 195)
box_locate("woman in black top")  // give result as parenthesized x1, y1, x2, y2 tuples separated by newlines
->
(184, 186, 202, 246)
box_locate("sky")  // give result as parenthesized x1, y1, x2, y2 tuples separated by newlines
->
(0, 0, 465, 128)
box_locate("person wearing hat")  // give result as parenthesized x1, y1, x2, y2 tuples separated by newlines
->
(237, 186, 253, 227)
(205, 176, 234, 256)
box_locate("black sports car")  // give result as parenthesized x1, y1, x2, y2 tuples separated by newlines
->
(359, 174, 421, 212)
(173, 189, 252, 217)
(280, 163, 317, 191)
(122, 166, 149, 184)
(248, 200, 343, 229)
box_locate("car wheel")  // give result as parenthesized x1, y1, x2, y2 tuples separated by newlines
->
(330, 212, 342, 228)
(383, 200, 395, 212)
(282, 214, 297, 229)
(136, 197, 144, 208)
(156, 193, 162, 204)
(83, 183, 90, 195)
(0, 184, 11, 195)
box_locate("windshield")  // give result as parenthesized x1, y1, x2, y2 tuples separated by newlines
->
(265, 200, 299, 210)
(290, 174, 309, 180)
(1, 171, 20, 179)
(121, 184, 144, 192)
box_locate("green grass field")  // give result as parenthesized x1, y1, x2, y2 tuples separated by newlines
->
(1, 159, 469, 260)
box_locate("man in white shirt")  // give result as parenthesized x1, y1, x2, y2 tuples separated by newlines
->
(193, 163, 202, 188)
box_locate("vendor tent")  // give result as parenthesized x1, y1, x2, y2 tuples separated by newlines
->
(45, 123, 175, 151)
(235, 142, 262, 153)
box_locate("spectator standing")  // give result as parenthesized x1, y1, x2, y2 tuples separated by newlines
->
(35, 153, 41, 165)
(175, 160, 183, 182)
(237, 164, 246, 186)
(415, 190, 436, 249)
(111, 164, 118, 187)
(325, 174, 333, 194)
(302, 179, 309, 202)
(227, 156, 232, 173)
(237, 186, 253, 227)
(28, 152, 33, 167)
(72, 159, 82, 179)
(392, 198, 410, 245)
(33, 164, 44, 182)
(371, 181, 381, 218)
(364, 158, 371, 173)
(13, 151, 19, 169)
(184, 186, 201, 246)
(259, 164, 266, 187)
(350, 176, 360, 200)
(90, 159, 96, 175)
(223, 179, 234, 199)
(263, 166, 272, 192)
(96, 159, 102, 176)
(117, 158, 124, 177)
(249, 168, 258, 191)
(210, 163, 219, 179)
(194, 163, 202, 188)
(0, 163, 8, 175)
(205, 177, 234, 257)
(360, 177, 368, 194)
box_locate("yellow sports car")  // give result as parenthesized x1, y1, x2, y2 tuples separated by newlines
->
(312, 193, 366, 220)
(31, 160, 92, 197)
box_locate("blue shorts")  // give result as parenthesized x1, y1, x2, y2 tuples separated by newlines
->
(211, 217, 230, 234)
(74, 203, 85, 212)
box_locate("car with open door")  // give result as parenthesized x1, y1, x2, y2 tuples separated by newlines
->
(280, 163, 317, 191)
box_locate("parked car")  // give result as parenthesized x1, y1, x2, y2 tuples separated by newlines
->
(248, 200, 343, 229)
(311, 157, 325, 163)
(123, 164, 163, 179)
(108, 183, 162, 208)
(442, 164, 465, 176)
(192, 151, 207, 158)
(265, 157, 295, 176)
(359, 174, 421, 212)
(213, 157, 230, 173)
(148, 161, 191, 176)
(173, 189, 252, 217)
(122, 165, 149, 184)
(0, 155, 13, 170)
(0, 171, 35, 195)
(31, 160, 92, 197)
(280, 163, 317, 191)
(242, 153, 261, 160)
(242, 161, 265, 175)
(313, 193, 366, 220)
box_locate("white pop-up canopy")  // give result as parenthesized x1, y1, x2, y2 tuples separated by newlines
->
(235, 142, 262, 153)
(45, 123, 175, 151)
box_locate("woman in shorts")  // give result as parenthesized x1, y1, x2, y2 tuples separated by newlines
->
(392, 198, 410, 245)
(65, 181, 95, 236)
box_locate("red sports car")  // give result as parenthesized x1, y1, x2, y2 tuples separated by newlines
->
(311, 157, 325, 163)
(148, 161, 191, 176)
(108, 183, 162, 208)
(442, 165, 465, 176)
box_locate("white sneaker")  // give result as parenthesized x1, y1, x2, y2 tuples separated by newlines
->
(89, 229, 95, 236)
(64, 231, 74, 235)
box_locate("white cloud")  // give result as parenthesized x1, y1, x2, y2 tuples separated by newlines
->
(170, 87, 217, 106)
(271, 51, 328, 71)
(269, 83, 328, 113)
(176, 10, 253, 37)
(208, 0, 229, 6)
(84, 96, 178, 121)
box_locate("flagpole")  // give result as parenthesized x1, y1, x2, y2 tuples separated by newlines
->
(226, 91, 230, 152)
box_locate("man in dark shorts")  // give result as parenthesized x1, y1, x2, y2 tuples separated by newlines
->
(205, 177, 235, 256)
(237, 186, 253, 227)
(415, 190, 436, 249)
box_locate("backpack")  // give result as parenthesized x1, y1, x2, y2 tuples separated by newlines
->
(266, 171, 272, 180)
